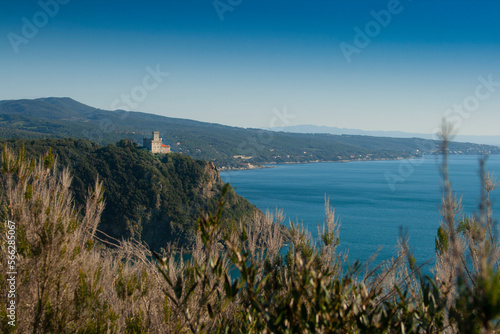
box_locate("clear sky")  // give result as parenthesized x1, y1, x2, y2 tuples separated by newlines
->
(1, 0, 500, 135)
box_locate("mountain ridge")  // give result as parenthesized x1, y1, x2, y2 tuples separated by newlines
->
(1, 97, 499, 168)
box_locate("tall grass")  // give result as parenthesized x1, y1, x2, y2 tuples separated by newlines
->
(1, 127, 500, 333)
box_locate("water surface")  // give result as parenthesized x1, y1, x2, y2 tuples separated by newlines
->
(221, 155, 500, 268)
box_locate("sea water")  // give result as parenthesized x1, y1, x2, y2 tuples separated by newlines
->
(221, 155, 500, 270)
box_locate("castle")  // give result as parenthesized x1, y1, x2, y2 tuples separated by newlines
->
(143, 131, 171, 154)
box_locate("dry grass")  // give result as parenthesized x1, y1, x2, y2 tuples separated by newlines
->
(1, 126, 500, 333)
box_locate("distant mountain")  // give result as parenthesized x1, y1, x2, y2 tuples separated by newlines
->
(1, 97, 499, 168)
(268, 125, 500, 146)
(0, 97, 96, 119)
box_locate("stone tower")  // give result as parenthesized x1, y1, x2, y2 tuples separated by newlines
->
(143, 131, 171, 154)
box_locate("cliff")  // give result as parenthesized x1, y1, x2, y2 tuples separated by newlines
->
(0, 138, 258, 250)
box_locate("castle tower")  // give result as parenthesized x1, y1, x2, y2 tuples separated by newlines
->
(143, 131, 170, 154)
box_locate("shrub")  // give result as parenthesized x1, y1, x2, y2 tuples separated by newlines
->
(2, 125, 500, 333)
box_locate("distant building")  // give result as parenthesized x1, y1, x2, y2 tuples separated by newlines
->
(143, 131, 171, 154)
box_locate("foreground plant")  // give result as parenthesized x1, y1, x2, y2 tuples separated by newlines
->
(433, 124, 500, 333)
(0, 145, 167, 333)
(2, 125, 500, 333)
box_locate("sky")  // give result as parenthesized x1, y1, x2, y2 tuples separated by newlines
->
(1, 0, 500, 135)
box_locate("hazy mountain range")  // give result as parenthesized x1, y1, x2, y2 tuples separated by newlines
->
(268, 125, 500, 146)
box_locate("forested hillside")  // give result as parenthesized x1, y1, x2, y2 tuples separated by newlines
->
(1, 97, 498, 168)
(0, 138, 257, 250)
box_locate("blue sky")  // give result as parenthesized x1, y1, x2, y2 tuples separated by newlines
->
(1, 0, 500, 135)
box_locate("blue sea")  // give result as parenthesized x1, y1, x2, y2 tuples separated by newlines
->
(221, 155, 500, 269)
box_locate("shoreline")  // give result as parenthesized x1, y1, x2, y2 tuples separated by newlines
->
(218, 153, 499, 172)
(219, 156, 417, 172)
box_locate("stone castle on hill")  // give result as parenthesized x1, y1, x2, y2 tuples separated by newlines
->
(143, 131, 171, 154)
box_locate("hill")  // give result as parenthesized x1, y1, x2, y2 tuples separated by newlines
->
(1, 97, 499, 168)
(0, 138, 257, 250)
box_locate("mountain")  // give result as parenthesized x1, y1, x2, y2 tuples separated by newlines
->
(268, 125, 500, 146)
(0, 97, 96, 119)
(0, 138, 258, 250)
(1, 97, 499, 168)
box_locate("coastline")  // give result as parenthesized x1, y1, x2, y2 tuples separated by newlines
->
(219, 155, 418, 172)
(218, 153, 500, 172)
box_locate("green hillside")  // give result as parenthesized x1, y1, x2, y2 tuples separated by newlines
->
(1, 97, 498, 168)
(0, 138, 257, 250)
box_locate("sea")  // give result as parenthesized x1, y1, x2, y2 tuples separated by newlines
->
(220, 155, 500, 271)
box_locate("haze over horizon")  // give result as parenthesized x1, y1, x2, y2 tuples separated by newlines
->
(1, 0, 500, 136)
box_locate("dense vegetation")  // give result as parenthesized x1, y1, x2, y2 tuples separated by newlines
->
(1, 129, 500, 333)
(1, 97, 498, 168)
(0, 138, 257, 250)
